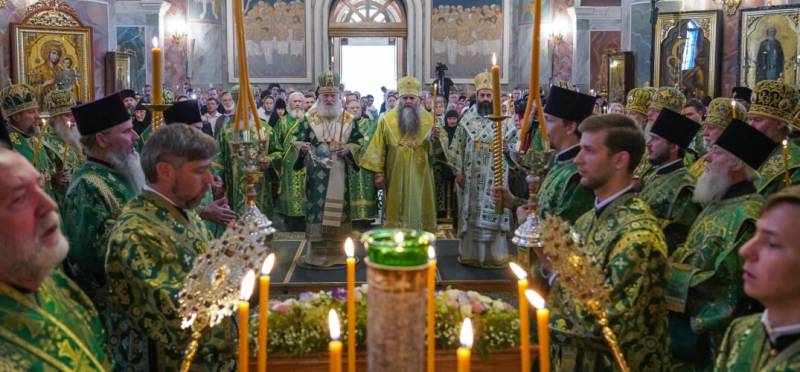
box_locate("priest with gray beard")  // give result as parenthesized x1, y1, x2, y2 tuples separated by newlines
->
(448, 72, 513, 268)
(293, 71, 362, 267)
(667, 119, 777, 370)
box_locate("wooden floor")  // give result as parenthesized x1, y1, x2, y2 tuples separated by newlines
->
(268, 237, 517, 295)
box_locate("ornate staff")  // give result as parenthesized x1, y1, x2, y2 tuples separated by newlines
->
(539, 215, 630, 372)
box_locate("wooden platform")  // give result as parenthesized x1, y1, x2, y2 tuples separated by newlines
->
(268, 238, 517, 294)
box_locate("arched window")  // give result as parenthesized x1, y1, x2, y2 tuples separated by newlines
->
(329, 0, 406, 37)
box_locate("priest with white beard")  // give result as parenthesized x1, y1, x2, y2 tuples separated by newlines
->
(293, 72, 362, 267)
(273, 91, 310, 231)
(667, 119, 778, 370)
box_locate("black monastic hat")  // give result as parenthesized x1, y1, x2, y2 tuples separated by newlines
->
(119, 89, 136, 100)
(732, 86, 752, 104)
(715, 119, 777, 170)
(650, 109, 701, 150)
(164, 100, 202, 125)
(544, 86, 595, 123)
(71, 93, 130, 135)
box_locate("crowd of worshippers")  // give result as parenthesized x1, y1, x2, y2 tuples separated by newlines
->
(1, 71, 800, 371)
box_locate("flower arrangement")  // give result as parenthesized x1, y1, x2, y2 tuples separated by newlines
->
(250, 285, 519, 358)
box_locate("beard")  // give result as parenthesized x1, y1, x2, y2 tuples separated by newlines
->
(223, 103, 235, 114)
(693, 166, 733, 204)
(648, 149, 669, 166)
(399, 105, 420, 137)
(477, 101, 492, 116)
(108, 149, 145, 193)
(289, 109, 305, 119)
(53, 122, 82, 154)
(316, 98, 343, 119)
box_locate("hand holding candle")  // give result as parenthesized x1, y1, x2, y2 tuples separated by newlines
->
(525, 289, 549, 372)
(239, 270, 256, 372)
(731, 100, 737, 119)
(344, 239, 356, 372)
(329, 310, 343, 372)
(510, 263, 530, 372)
(62, 120, 73, 168)
(457, 318, 473, 372)
(783, 139, 790, 187)
(427, 246, 437, 372)
(258, 254, 275, 372)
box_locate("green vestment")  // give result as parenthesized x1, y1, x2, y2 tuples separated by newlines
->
(714, 314, 800, 372)
(8, 127, 56, 198)
(348, 117, 378, 222)
(536, 145, 593, 224)
(668, 182, 762, 370)
(42, 126, 85, 208)
(105, 191, 237, 371)
(0, 270, 110, 372)
(549, 192, 671, 371)
(639, 161, 701, 252)
(272, 115, 306, 218)
(362, 107, 438, 232)
(755, 141, 800, 198)
(689, 154, 706, 179)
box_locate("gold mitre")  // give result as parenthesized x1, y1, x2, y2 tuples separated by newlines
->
(474, 72, 491, 92)
(626, 87, 655, 115)
(43, 87, 76, 117)
(397, 76, 420, 97)
(317, 71, 340, 94)
(750, 80, 799, 126)
(704, 97, 746, 129)
(649, 86, 686, 112)
(0, 84, 38, 118)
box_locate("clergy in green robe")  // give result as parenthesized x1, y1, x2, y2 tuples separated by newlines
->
(640, 109, 702, 252)
(294, 76, 362, 267)
(62, 93, 145, 369)
(0, 149, 110, 371)
(714, 185, 800, 372)
(435, 110, 461, 226)
(541, 114, 670, 371)
(273, 93, 308, 230)
(345, 99, 378, 230)
(106, 124, 237, 371)
(535, 86, 595, 224)
(668, 119, 777, 370)
(362, 76, 438, 232)
(746, 80, 800, 197)
(0, 84, 63, 199)
(42, 87, 84, 208)
(687, 98, 746, 179)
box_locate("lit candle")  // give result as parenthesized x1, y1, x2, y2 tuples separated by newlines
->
(783, 139, 790, 188)
(510, 263, 530, 372)
(731, 100, 737, 120)
(151, 37, 162, 105)
(258, 254, 275, 372)
(457, 318, 473, 372)
(239, 270, 256, 372)
(32, 119, 47, 168)
(427, 246, 437, 372)
(433, 83, 438, 99)
(329, 310, 343, 372)
(525, 289, 549, 372)
(62, 120, 73, 168)
(344, 239, 356, 372)
(491, 53, 501, 116)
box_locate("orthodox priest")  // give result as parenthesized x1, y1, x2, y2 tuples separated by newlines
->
(688, 98, 746, 178)
(449, 72, 512, 267)
(540, 114, 670, 371)
(294, 71, 362, 267)
(0, 149, 110, 371)
(362, 76, 438, 232)
(715, 186, 800, 371)
(639, 109, 702, 252)
(42, 87, 83, 207)
(746, 80, 800, 196)
(345, 98, 378, 231)
(62, 93, 145, 369)
(105, 124, 236, 370)
(273, 91, 308, 231)
(668, 119, 776, 370)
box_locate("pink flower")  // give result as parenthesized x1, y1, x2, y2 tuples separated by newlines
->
(271, 302, 290, 313)
(471, 300, 486, 314)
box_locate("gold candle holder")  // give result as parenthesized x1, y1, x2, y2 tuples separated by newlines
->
(488, 115, 508, 214)
(143, 103, 173, 131)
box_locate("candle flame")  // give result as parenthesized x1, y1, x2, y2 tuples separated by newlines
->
(152, 36, 159, 48)
(524, 289, 546, 310)
(428, 246, 436, 260)
(344, 238, 355, 258)
(261, 253, 275, 275)
(460, 318, 473, 348)
(492, 53, 497, 66)
(783, 139, 789, 147)
(509, 262, 528, 280)
(731, 100, 737, 109)
(328, 309, 341, 340)
(240, 270, 256, 301)
(66, 120, 73, 129)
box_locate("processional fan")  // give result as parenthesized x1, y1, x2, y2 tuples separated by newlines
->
(177, 0, 275, 369)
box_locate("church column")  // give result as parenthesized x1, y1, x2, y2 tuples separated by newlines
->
(572, 6, 621, 93)
(623, 0, 681, 87)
